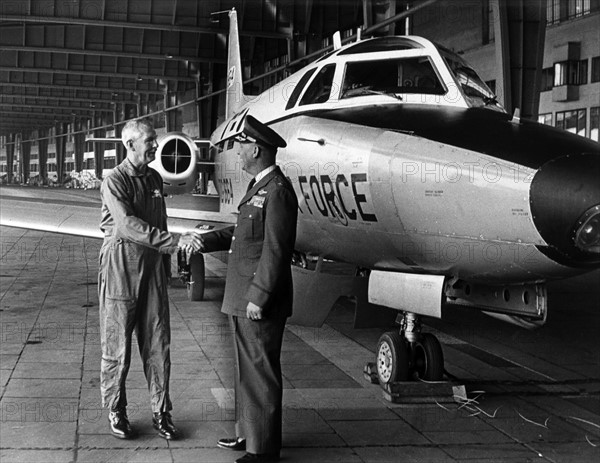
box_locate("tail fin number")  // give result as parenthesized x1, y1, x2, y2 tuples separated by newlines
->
(227, 66, 237, 89)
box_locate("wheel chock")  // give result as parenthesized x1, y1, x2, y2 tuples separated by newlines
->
(364, 361, 465, 404)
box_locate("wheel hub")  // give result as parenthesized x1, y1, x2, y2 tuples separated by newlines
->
(377, 343, 393, 383)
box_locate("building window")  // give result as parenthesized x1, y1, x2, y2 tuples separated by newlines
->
(554, 59, 588, 86)
(547, 0, 598, 24)
(567, 0, 591, 19)
(592, 57, 600, 83)
(556, 108, 586, 137)
(541, 67, 554, 91)
(591, 107, 599, 141)
(538, 113, 553, 126)
(547, 0, 561, 24)
(104, 157, 116, 169)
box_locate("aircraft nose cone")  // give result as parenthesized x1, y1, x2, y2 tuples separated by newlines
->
(530, 153, 600, 266)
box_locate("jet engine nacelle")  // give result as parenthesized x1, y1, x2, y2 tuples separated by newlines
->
(150, 132, 198, 196)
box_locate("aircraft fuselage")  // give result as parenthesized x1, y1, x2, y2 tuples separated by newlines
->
(211, 35, 600, 287)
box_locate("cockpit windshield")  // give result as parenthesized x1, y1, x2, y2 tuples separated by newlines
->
(341, 57, 445, 100)
(440, 49, 504, 111)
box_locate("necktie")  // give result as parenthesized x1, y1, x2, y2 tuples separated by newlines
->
(247, 178, 256, 192)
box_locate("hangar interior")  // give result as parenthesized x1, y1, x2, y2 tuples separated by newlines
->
(0, 0, 598, 186)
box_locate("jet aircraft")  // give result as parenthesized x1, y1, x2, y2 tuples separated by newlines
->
(2, 9, 599, 388)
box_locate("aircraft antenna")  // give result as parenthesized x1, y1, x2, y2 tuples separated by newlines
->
(333, 31, 342, 50)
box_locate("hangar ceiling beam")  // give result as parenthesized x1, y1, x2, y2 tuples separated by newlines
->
(0, 88, 135, 105)
(5, 109, 91, 118)
(0, 95, 136, 106)
(0, 15, 288, 39)
(0, 45, 223, 64)
(1, 82, 165, 96)
(0, 103, 112, 113)
(1, 118, 72, 127)
(0, 65, 198, 83)
(1, 114, 74, 124)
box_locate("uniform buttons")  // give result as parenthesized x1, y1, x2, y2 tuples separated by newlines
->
(232, 236, 236, 241)
(249, 214, 253, 218)
(228, 249, 233, 254)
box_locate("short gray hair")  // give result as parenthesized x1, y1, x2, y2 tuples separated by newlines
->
(121, 118, 154, 147)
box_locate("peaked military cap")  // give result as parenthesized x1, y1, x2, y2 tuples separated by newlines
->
(233, 115, 287, 149)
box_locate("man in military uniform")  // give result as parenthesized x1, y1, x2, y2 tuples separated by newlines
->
(98, 118, 202, 440)
(199, 115, 298, 463)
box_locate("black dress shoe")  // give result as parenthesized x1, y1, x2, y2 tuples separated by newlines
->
(235, 453, 279, 463)
(152, 412, 180, 440)
(217, 437, 246, 450)
(108, 409, 133, 439)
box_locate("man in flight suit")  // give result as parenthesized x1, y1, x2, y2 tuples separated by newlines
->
(98, 118, 202, 440)
(199, 115, 298, 463)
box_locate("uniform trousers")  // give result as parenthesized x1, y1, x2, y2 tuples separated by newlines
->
(230, 313, 287, 455)
(98, 237, 172, 413)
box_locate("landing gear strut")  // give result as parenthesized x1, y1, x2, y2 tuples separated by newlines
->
(178, 251, 205, 301)
(376, 312, 444, 385)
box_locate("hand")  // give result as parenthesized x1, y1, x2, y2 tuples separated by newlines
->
(246, 302, 263, 321)
(178, 230, 204, 262)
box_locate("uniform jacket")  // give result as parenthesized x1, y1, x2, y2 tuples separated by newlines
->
(202, 166, 298, 317)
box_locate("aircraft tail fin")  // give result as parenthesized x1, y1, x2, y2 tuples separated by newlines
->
(226, 8, 245, 119)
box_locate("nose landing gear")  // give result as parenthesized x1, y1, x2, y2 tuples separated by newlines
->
(375, 312, 444, 385)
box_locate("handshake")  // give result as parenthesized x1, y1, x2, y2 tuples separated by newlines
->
(177, 230, 206, 258)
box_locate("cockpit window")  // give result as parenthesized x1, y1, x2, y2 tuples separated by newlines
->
(285, 68, 317, 110)
(340, 57, 445, 99)
(338, 37, 423, 55)
(299, 64, 336, 105)
(442, 52, 503, 110)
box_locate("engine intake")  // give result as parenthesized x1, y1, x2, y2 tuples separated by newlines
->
(150, 132, 199, 196)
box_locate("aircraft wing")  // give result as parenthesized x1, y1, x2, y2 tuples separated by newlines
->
(1, 194, 104, 239)
(0, 187, 236, 239)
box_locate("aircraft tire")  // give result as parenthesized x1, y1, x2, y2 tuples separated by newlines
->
(412, 333, 444, 381)
(376, 331, 409, 384)
(186, 253, 205, 301)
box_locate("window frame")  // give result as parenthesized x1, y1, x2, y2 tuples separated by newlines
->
(591, 56, 600, 83)
(298, 64, 337, 106)
(538, 113, 553, 126)
(590, 106, 599, 141)
(556, 108, 587, 137)
(554, 59, 588, 86)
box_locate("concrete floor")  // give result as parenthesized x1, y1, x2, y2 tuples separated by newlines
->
(1, 224, 599, 463)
